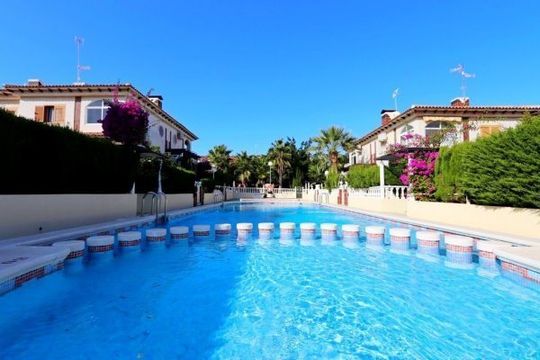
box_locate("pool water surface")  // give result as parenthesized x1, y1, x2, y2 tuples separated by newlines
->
(0, 203, 538, 359)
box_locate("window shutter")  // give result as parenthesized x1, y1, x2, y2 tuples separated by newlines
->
(479, 125, 501, 137)
(53, 105, 66, 126)
(479, 126, 488, 137)
(34, 106, 44, 122)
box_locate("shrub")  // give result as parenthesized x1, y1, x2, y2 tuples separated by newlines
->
(346, 164, 400, 189)
(0, 109, 138, 194)
(325, 168, 340, 190)
(459, 116, 540, 208)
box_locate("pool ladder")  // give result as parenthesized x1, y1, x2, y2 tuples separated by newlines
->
(140, 191, 168, 225)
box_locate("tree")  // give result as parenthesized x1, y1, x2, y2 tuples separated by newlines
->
(285, 138, 311, 187)
(308, 153, 328, 184)
(267, 139, 291, 187)
(312, 126, 355, 171)
(251, 155, 269, 186)
(208, 144, 232, 178)
(234, 151, 252, 186)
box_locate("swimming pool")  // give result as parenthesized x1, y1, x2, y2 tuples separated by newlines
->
(0, 203, 539, 359)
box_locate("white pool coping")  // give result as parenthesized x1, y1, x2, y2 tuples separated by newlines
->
(320, 203, 539, 246)
(0, 202, 224, 249)
(319, 203, 540, 272)
(0, 246, 70, 283)
(495, 246, 540, 273)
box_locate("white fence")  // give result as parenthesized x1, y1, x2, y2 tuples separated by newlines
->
(215, 185, 408, 202)
(219, 186, 299, 200)
(348, 186, 408, 199)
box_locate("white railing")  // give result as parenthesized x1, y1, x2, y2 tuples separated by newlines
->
(383, 186, 408, 199)
(348, 186, 408, 199)
(220, 186, 299, 199)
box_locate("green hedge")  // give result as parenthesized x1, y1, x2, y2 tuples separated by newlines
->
(135, 159, 195, 194)
(0, 109, 138, 194)
(434, 116, 540, 208)
(346, 164, 400, 188)
(433, 143, 472, 203)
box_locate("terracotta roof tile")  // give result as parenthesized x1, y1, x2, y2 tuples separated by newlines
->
(355, 105, 540, 145)
(1, 83, 198, 140)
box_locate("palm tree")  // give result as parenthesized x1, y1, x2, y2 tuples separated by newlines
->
(208, 144, 232, 175)
(234, 151, 252, 186)
(251, 155, 269, 187)
(312, 126, 355, 170)
(267, 139, 291, 188)
(308, 153, 328, 184)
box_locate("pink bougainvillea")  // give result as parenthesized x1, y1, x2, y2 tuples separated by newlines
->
(388, 138, 439, 200)
(101, 94, 149, 146)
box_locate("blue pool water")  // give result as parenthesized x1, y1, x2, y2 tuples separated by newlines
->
(0, 203, 539, 359)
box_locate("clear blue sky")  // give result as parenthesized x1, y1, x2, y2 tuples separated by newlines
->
(2, 1, 540, 154)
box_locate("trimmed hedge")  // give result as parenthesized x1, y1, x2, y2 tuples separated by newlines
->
(346, 164, 400, 189)
(0, 109, 138, 194)
(434, 116, 540, 208)
(434, 143, 472, 203)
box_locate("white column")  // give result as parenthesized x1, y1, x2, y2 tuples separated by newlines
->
(376, 160, 386, 198)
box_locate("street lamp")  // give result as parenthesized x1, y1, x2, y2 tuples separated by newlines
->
(324, 170, 329, 189)
(268, 161, 273, 184)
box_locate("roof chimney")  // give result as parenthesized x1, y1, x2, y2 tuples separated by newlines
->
(451, 97, 470, 108)
(148, 95, 163, 109)
(380, 109, 400, 126)
(27, 79, 43, 86)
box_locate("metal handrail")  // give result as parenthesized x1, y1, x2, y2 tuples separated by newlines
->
(141, 191, 158, 216)
(140, 191, 168, 224)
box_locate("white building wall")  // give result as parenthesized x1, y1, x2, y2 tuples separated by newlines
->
(0, 99, 20, 113)
(17, 97, 76, 129)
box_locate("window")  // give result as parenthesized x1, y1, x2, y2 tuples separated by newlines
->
(425, 121, 451, 138)
(479, 125, 501, 137)
(400, 124, 414, 144)
(44, 106, 55, 123)
(34, 105, 65, 125)
(86, 100, 110, 123)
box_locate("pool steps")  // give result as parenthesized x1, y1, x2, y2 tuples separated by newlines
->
(145, 228, 167, 243)
(117, 231, 141, 249)
(1, 221, 538, 296)
(170, 226, 189, 241)
(365, 226, 385, 246)
(86, 235, 115, 257)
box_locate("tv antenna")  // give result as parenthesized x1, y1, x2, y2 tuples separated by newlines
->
(74, 36, 91, 83)
(450, 64, 475, 97)
(392, 88, 399, 111)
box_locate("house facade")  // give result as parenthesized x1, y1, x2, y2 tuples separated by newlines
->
(0, 80, 198, 153)
(348, 97, 540, 166)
